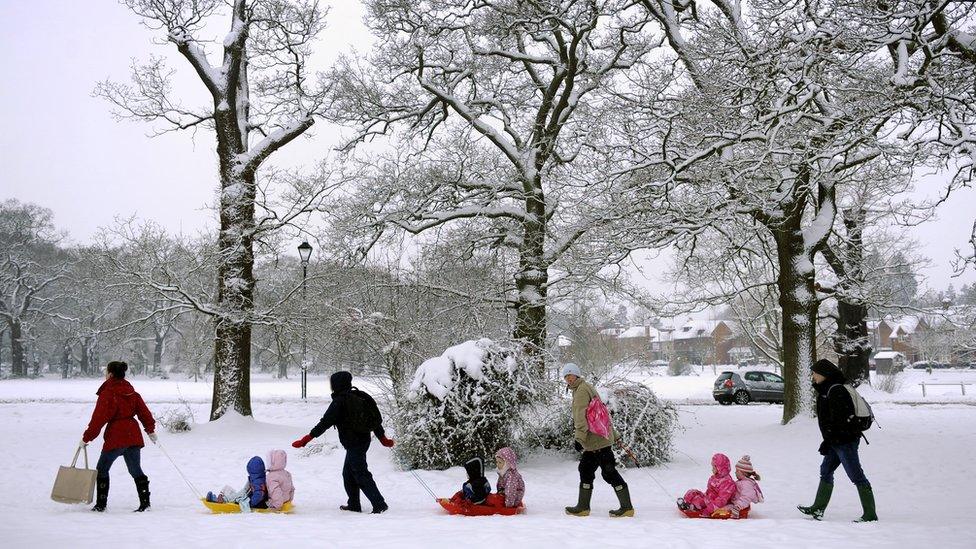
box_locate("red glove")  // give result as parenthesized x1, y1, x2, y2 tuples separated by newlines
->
(292, 434, 314, 448)
(379, 436, 395, 448)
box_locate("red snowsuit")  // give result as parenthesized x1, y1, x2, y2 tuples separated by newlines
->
(82, 378, 156, 451)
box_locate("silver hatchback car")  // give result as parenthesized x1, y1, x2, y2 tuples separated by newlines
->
(713, 371, 785, 405)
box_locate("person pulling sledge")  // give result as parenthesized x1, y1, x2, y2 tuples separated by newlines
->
(561, 363, 634, 518)
(292, 371, 394, 514)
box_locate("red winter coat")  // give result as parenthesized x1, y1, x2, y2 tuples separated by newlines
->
(82, 378, 156, 452)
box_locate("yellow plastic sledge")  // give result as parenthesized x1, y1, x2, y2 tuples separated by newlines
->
(201, 498, 294, 514)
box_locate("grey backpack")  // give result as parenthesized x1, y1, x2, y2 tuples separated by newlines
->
(829, 384, 875, 432)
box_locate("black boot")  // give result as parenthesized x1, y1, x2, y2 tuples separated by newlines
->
(339, 504, 362, 512)
(92, 477, 109, 512)
(133, 476, 150, 512)
(371, 501, 389, 514)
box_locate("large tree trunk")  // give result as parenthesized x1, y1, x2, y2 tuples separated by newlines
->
(9, 320, 26, 378)
(773, 222, 818, 424)
(835, 300, 871, 385)
(210, 127, 256, 419)
(513, 175, 549, 374)
(80, 336, 93, 376)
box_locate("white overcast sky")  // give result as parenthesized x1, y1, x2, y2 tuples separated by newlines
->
(1, 0, 974, 293)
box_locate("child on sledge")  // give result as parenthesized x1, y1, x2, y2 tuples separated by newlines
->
(450, 457, 492, 505)
(486, 447, 525, 508)
(717, 455, 764, 519)
(206, 455, 269, 512)
(265, 449, 295, 510)
(677, 453, 737, 517)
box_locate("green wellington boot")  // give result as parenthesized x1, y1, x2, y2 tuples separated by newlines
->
(797, 481, 833, 520)
(565, 483, 593, 516)
(854, 485, 878, 523)
(609, 484, 635, 518)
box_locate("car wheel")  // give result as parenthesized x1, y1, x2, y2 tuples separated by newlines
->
(734, 391, 750, 405)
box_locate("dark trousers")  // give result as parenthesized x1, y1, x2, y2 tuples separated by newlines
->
(343, 441, 385, 508)
(820, 441, 870, 487)
(96, 446, 145, 480)
(578, 446, 626, 487)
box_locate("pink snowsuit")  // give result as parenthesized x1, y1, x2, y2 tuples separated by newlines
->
(265, 449, 295, 510)
(683, 453, 737, 516)
(495, 447, 525, 508)
(730, 476, 763, 511)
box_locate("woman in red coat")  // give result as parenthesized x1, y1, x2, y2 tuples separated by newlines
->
(81, 361, 157, 512)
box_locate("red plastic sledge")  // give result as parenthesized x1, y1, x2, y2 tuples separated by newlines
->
(680, 506, 750, 519)
(437, 497, 525, 516)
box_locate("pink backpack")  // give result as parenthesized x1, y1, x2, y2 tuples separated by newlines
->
(586, 396, 612, 439)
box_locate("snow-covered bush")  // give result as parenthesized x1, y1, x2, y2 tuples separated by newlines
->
(605, 381, 680, 467)
(668, 358, 692, 376)
(393, 339, 541, 470)
(158, 400, 195, 433)
(524, 380, 679, 468)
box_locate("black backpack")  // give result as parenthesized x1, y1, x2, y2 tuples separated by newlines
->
(345, 388, 382, 434)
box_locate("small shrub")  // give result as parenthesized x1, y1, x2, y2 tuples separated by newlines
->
(668, 358, 692, 376)
(875, 371, 902, 394)
(158, 399, 195, 433)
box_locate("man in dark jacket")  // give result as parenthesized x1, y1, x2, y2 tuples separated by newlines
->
(798, 359, 878, 522)
(292, 371, 394, 513)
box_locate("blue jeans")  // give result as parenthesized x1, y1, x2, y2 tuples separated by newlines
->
(96, 446, 145, 480)
(343, 442, 385, 509)
(820, 441, 870, 487)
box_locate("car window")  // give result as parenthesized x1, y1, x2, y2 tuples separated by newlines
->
(763, 373, 784, 383)
(744, 372, 763, 382)
(717, 372, 733, 381)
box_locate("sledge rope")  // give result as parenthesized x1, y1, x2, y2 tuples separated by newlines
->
(155, 440, 202, 500)
(408, 469, 438, 500)
(618, 442, 676, 502)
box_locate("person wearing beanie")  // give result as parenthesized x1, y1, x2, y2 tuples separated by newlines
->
(292, 371, 393, 514)
(81, 360, 157, 513)
(798, 358, 878, 522)
(561, 364, 634, 518)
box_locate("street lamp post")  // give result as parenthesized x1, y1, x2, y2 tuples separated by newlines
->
(298, 241, 313, 400)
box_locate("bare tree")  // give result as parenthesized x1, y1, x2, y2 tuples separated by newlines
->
(620, 0, 933, 422)
(330, 0, 656, 370)
(0, 200, 70, 377)
(96, 0, 333, 418)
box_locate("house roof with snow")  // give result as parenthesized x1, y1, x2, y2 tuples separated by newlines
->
(673, 319, 735, 340)
(873, 350, 905, 360)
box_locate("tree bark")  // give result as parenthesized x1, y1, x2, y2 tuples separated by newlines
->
(9, 320, 25, 377)
(836, 300, 871, 384)
(152, 331, 164, 375)
(512, 175, 549, 374)
(773, 219, 818, 424)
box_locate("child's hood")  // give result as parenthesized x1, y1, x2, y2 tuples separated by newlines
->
(495, 447, 518, 470)
(711, 453, 731, 476)
(266, 449, 288, 472)
(247, 456, 267, 482)
(464, 457, 485, 479)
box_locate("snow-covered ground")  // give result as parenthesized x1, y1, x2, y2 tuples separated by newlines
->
(2, 374, 974, 548)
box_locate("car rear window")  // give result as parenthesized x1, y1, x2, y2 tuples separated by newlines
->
(717, 372, 733, 381)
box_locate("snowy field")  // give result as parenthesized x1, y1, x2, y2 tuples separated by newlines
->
(2, 374, 974, 548)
